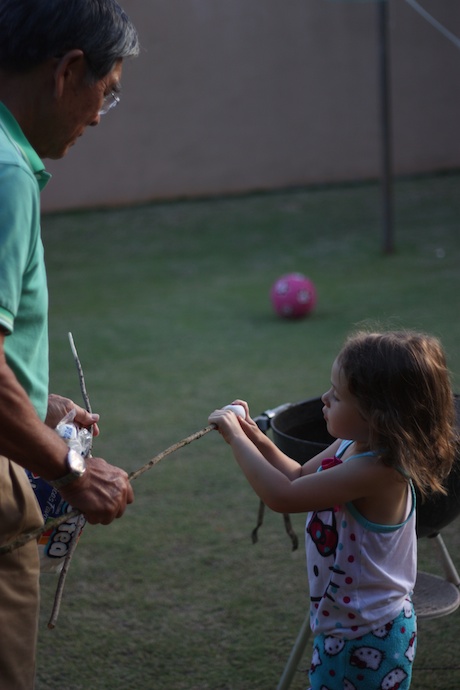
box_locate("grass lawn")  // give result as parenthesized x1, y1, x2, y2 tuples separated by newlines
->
(36, 173, 460, 689)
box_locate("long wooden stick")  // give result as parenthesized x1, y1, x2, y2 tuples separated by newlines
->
(128, 424, 214, 481)
(47, 513, 85, 629)
(68, 332, 93, 452)
(48, 333, 93, 628)
(68, 332, 93, 415)
(0, 424, 215, 556)
(47, 422, 215, 627)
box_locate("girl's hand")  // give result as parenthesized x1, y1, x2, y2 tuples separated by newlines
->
(209, 399, 267, 446)
(227, 399, 268, 448)
(208, 406, 246, 445)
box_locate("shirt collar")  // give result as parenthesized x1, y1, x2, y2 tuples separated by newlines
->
(0, 101, 51, 191)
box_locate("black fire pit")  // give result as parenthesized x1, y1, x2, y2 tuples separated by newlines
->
(269, 395, 460, 538)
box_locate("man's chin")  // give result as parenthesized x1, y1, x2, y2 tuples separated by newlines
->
(44, 145, 73, 161)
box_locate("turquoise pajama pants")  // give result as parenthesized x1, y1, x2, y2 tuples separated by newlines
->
(308, 603, 417, 690)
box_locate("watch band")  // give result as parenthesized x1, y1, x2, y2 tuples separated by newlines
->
(48, 449, 87, 489)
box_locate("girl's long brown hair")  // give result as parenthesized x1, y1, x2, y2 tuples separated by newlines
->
(338, 330, 458, 498)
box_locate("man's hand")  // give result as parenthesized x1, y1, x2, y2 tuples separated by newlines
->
(45, 393, 100, 436)
(58, 456, 134, 525)
(44, 395, 133, 525)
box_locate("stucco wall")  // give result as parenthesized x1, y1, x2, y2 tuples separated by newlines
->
(41, 0, 460, 212)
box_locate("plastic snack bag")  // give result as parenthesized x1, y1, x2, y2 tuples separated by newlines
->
(26, 410, 91, 573)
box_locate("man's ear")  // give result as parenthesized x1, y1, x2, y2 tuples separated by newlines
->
(53, 49, 87, 99)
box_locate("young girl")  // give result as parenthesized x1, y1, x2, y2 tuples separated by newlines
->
(209, 330, 457, 690)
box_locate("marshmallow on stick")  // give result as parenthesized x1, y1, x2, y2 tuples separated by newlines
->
(223, 404, 246, 419)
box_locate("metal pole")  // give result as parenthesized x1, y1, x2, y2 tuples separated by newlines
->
(377, 0, 394, 254)
(276, 614, 311, 690)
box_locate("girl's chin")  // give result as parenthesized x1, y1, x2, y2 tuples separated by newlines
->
(325, 420, 337, 437)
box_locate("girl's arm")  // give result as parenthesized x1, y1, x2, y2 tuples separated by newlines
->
(216, 400, 342, 479)
(209, 407, 386, 514)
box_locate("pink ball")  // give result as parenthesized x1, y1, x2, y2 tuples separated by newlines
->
(270, 273, 317, 319)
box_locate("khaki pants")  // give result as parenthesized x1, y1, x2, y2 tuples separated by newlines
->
(0, 457, 43, 690)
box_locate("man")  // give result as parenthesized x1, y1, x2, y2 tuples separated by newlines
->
(0, 1, 140, 687)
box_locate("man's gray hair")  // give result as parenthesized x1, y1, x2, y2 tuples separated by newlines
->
(0, 0, 139, 79)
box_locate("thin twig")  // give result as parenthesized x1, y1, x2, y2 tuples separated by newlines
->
(68, 332, 93, 415)
(0, 424, 216, 556)
(47, 514, 85, 629)
(47, 333, 93, 628)
(68, 331, 93, 453)
(0, 509, 80, 554)
(128, 424, 214, 482)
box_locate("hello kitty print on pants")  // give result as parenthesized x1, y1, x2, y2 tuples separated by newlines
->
(308, 603, 417, 690)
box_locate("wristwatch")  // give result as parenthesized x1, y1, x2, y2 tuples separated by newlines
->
(48, 449, 87, 489)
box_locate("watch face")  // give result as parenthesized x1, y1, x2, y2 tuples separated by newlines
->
(68, 450, 86, 475)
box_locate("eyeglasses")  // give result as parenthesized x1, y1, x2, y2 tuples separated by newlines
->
(99, 91, 120, 116)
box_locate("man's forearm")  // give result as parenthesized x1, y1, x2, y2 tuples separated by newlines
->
(0, 354, 69, 479)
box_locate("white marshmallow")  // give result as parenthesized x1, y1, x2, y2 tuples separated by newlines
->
(223, 404, 246, 419)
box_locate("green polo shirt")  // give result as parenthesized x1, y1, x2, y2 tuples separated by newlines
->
(0, 102, 51, 420)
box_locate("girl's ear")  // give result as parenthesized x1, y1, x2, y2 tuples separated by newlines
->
(53, 49, 86, 99)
